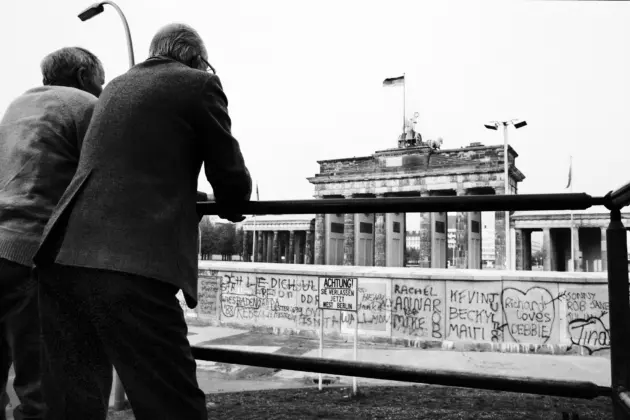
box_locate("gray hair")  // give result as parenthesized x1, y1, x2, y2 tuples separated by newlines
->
(149, 23, 207, 66)
(40, 47, 103, 86)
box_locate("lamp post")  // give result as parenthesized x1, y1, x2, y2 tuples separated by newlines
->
(78, 2, 135, 410)
(78, 1, 135, 68)
(484, 119, 527, 271)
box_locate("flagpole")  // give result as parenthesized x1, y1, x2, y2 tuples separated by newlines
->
(252, 182, 259, 262)
(402, 73, 406, 132)
(382, 75, 407, 137)
(569, 155, 575, 271)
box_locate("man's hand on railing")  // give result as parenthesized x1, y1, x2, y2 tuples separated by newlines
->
(217, 199, 247, 223)
(218, 213, 246, 223)
(196, 191, 246, 223)
(196, 191, 213, 223)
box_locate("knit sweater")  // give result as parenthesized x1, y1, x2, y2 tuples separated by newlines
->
(0, 86, 96, 267)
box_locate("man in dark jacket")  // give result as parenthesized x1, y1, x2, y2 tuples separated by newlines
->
(0, 47, 104, 420)
(34, 24, 251, 420)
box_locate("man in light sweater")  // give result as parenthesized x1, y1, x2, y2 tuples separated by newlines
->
(0, 47, 104, 420)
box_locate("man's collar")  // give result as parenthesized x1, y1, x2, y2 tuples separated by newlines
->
(146, 55, 177, 63)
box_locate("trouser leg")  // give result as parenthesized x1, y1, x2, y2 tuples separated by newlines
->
(38, 265, 112, 420)
(0, 259, 43, 420)
(0, 323, 11, 420)
(7, 287, 45, 420)
(78, 267, 207, 420)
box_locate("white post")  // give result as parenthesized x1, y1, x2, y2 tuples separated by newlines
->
(503, 123, 511, 270)
(318, 309, 324, 391)
(352, 312, 359, 395)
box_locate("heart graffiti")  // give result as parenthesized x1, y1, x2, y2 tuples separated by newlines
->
(568, 316, 610, 354)
(501, 287, 555, 345)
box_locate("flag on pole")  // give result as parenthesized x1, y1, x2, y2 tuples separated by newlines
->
(382, 75, 405, 87)
(256, 183, 259, 201)
(565, 156, 572, 189)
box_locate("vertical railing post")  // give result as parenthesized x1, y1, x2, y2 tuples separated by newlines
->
(606, 208, 630, 419)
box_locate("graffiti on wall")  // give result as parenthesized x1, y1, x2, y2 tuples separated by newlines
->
(500, 287, 558, 345)
(192, 270, 618, 354)
(220, 274, 313, 323)
(197, 276, 220, 317)
(392, 280, 443, 339)
(563, 287, 610, 354)
(218, 273, 353, 329)
(354, 281, 390, 332)
(447, 285, 502, 342)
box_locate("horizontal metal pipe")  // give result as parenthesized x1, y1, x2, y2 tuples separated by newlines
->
(610, 181, 630, 210)
(197, 193, 607, 216)
(190, 346, 609, 399)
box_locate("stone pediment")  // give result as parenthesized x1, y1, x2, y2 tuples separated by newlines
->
(311, 144, 525, 192)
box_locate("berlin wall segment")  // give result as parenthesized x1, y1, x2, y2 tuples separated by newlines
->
(182, 262, 619, 355)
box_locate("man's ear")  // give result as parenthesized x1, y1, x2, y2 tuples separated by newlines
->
(190, 56, 204, 71)
(76, 67, 87, 90)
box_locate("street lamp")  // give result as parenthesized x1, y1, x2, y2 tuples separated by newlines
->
(78, 2, 135, 410)
(78, 1, 135, 68)
(484, 119, 527, 271)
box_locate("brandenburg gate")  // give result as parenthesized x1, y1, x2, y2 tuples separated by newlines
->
(306, 135, 525, 269)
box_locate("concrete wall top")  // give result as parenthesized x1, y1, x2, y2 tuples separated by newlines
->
(198, 261, 608, 284)
(512, 209, 630, 228)
(241, 215, 315, 232)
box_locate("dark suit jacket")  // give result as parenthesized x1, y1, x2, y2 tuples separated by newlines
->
(34, 57, 251, 308)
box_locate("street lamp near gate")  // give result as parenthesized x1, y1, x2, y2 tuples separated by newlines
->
(484, 119, 527, 270)
(77, 2, 136, 410)
(78, 1, 135, 68)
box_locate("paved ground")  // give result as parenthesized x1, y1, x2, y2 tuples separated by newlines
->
(184, 323, 611, 388)
(3, 322, 612, 419)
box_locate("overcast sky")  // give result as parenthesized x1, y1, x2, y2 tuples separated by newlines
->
(1, 0, 628, 202)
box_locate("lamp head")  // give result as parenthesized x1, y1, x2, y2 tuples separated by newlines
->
(513, 120, 527, 129)
(78, 3, 105, 21)
(484, 122, 499, 130)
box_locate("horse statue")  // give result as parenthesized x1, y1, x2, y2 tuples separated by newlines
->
(405, 113, 420, 140)
(399, 112, 421, 147)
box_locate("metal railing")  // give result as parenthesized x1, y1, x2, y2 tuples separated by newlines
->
(190, 346, 609, 399)
(194, 185, 630, 418)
